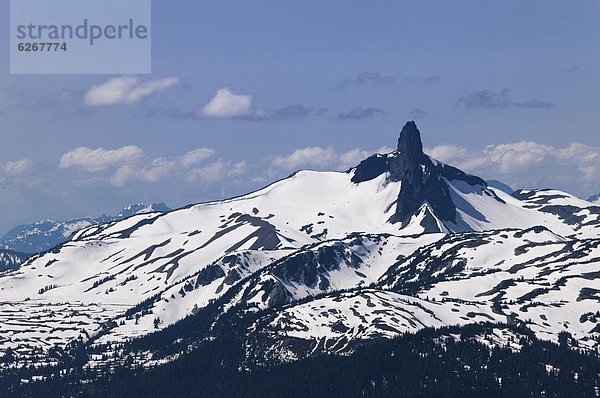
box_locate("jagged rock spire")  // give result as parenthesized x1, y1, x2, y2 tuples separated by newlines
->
(351, 121, 488, 226)
(388, 121, 428, 182)
(388, 122, 455, 223)
(352, 122, 457, 224)
(397, 121, 424, 158)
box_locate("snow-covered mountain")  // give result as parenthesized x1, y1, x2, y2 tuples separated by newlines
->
(588, 193, 600, 205)
(0, 122, 599, 373)
(0, 203, 170, 254)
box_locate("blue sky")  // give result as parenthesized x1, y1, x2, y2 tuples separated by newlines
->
(1, 0, 600, 233)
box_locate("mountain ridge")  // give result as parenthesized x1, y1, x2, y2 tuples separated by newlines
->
(0, 202, 171, 254)
(0, 122, 599, 384)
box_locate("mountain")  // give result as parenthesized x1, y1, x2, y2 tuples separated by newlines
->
(114, 203, 171, 220)
(0, 250, 29, 273)
(487, 179, 514, 195)
(588, 193, 600, 204)
(0, 203, 171, 254)
(0, 122, 599, 391)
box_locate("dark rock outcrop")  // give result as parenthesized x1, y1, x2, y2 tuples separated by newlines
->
(351, 121, 487, 225)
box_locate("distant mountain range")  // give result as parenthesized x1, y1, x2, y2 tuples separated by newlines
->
(0, 203, 170, 254)
(1, 123, 599, 396)
(588, 193, 600, 204)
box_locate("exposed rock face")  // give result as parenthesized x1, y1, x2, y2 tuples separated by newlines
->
(351, 121, 487, 225)
(394, 121, 425, 170)
(389, 122, 456, 223)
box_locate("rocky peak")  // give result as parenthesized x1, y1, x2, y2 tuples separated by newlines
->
(351, 122, 487, 226)
(388, 121, 429, 182)
(388, 122, 455, 223)
(397, 121, 424, 159)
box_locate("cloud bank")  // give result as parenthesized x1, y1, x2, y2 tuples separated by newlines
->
(272, 146, 394, 171)
(458, 89, 555, 110)
(2, 159, 35, 176)
(198, 88, 326, 121)
(427, 140, 600, 194)
(338, 107, 385, 120)
(334, 71, 440, 92)
(59, 146, 144, 172)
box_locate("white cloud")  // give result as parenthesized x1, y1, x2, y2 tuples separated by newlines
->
(2, 159, 34, 176)
(556, 143, 599, 163)
(482, 142, 552, 173)
(84, 76, 179, 106)
(195, 88, 324, 121)
(60, 146, 143, 172)
(60, 146, 215, 181)
(272, 147, 336, 170)
(338, 146, 393, 169)
(109, 147, 221, 187)
(180, 148, 215, 168)
(186, 160, 248, 184)
(231, 161, 248, 176)
(110, 158, 176, 187)
(271, 146, 393, 172)
(428, 145, 469, 163)
(186, 161, 226, 184)
(427, 140, 600, 194)
(199, 88, 253, 118)
(338, 149, 371, 169)
(429, 142, 569, 174)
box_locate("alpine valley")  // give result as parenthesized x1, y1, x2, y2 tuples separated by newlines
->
(1, 122, 600, 397)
